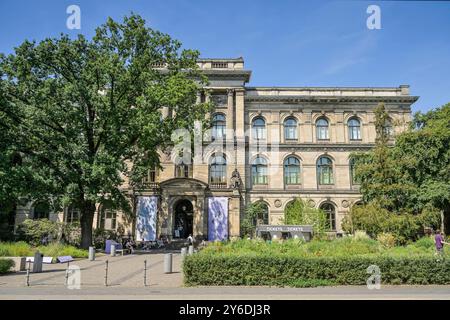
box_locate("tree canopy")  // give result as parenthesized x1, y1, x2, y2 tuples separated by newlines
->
(0, 14, 210, 247)
(350, 102, 450, 233)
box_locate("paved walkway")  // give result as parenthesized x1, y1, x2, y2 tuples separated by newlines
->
(0, 253, 183, 288)
(1, 253, 449, 299)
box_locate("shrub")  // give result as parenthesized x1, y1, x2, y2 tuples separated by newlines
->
(342, 203, 438, 245)
(61, 222, 82, 247)
(240, 202, 267, 238)
(283, 198, 328, 236)
(0, 259, 15, 274)
(413, 236, 435, 250)
(93, 228, 120, 249)
(353, 230, 370, 241)
(184, 254, 450, 287)
(37, 243, 88, 260)
(16, 219, 60, 246)
(377, 233, 396, 248)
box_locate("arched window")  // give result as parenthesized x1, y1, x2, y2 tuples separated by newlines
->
(349, 158, 360, 185)
(65, 205, 80, 223)
(284, 156, 301, 185)
(209, 154, 227, 185)
(174, 153, 192, 178)
(0, 201, 16, 240)
(384, 119, 393, 137)
(98, 201, 117, 230)
(316, 118, 329, 140)
(320, 202, 336, 231)
(252, 156, 268, 185)
(254, 202, 269, 225)
(284, 118, 297, 140)
(317, 156, 334, 185)
(252, 117, 266, 140)
(211, 114, 226, 140)
(33, 202, 50, 220)
(348, 118, 361, 140)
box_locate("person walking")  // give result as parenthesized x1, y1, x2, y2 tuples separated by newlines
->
(187, 234, 194, 246)
(434, 230, 449, 258)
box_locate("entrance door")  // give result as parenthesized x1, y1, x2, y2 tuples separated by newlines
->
(173, 200, 194, 239)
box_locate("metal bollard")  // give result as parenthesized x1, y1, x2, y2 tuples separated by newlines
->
(144, 260, 148, 287)
(181, 247, 187, 258)
(25, 261, 31, 287)
(104, 260, 109, 286)
(164, 253, 172, 274)
(188, 245, 194, 255)
(110, 244, 116, 257)
(89, 246, 95, 261)
(32, 251, 43, 273)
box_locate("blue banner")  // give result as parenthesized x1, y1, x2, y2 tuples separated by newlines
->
(208, 197, 228, 241)
(136, 196, 157, 241)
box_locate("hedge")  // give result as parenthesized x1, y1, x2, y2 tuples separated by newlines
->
(0, 259, 15, 274)
(183, 255, 450, 287)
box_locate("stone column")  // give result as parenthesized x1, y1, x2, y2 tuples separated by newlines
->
(205, 90, 211, 121)
(302, 109, 313, 143)
(227, 89, 234, 133)
(229, 195, 241, 237)
(235, 89, 246, 189)
(335, 111, 345, 143)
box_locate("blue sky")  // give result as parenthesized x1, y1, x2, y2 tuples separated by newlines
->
(0, 0, 449, 113)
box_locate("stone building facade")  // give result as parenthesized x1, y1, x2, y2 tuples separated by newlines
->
(10, 57, 418, 241)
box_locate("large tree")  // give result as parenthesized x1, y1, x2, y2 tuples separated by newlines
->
(352, 102, 450, 233)
(0, 14, 209, 248)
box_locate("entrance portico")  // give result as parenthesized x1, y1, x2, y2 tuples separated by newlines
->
(159, 178, 208, 240)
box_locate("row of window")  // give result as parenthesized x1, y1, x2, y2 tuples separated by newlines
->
(27, 202, 116, 228)
(254, 201, 337, 231)
(211, 114, 393, 141)
(251, 155, 358, 186)
(170, 155, 359, 186)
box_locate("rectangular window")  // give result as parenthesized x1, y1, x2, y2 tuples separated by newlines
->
(285, 127, 297, 140)
(317, 127, 329, 140)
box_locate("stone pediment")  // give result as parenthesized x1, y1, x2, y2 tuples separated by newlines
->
(159, 178, 208, 191)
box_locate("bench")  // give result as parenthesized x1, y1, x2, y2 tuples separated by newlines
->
(115, 248, 131, 256)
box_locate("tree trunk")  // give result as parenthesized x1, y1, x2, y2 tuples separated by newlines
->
(80, 201, 96, 249)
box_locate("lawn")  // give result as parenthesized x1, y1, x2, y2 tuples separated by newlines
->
(0, 241, 88, 260)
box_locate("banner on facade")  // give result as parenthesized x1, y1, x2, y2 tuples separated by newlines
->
(208, 197, 228, 241)
(136, 196, 157, 241)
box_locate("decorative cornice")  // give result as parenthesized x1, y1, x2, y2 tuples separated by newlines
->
(244, 95, 419, 104)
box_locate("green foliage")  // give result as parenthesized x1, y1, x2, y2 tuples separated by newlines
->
(0, 258, 15, 274)
(342, 202, 441, 244)
(184, 254, 450, 287)
(377, 233, 396, 248)
(351, 102, 450, 232)
(183, 238, 450, 287)
(93, 228, 120, 249)
(0, 241, 87, 259)
(0, 14, 210, 248)
(16, 219, 60, 246)
(37, 243, 88, 259)
(240, 202, 267, 238)
(0, 241, 31, 256)
(283, 198, 328, 235)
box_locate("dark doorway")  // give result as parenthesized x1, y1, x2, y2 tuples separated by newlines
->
(173, 200, 193, 239)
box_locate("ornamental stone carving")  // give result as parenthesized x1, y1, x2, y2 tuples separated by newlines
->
(274, 199, 282, 208)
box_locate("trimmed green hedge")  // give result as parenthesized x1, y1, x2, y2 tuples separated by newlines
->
(0, 259, 15, 274)
(183, 255, 450, 287)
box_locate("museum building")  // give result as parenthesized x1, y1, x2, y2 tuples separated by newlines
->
(9, 58, 418, 241)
